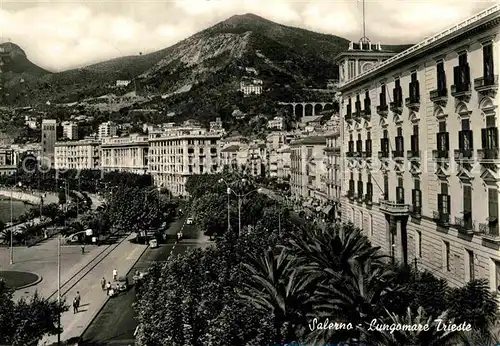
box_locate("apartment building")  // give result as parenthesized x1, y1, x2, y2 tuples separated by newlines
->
(220, 143, 248, 172)
(41, 119, 57, 167)
(240, 79, 263, 95)
(324, 129, 342, 218)
(276, 145, 291, 181)
(54, 139, 100, 170)
(100, 134, 149, 175)
(268, 116, 285, 131)
(0, 147, 15, 176)
(247, 141, 267, 177)
(337, 5, 500, 288)
(11, 143, 41, 166)
(98, 121, 117, 139)
(148, 126, 221, 196)
(62, 121, 78, 140)
(290, 136, 327, 206)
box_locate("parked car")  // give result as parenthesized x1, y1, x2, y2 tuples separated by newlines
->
(109, 276, 129, 297)
(186, 217, 193, 225)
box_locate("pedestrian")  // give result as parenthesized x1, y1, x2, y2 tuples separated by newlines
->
(106, 281, 111, 292)
(73, 297, 78, 314)
(81, 245, 85, 254)
(113, 268, 117, 281)
(101, 277, 106, 291)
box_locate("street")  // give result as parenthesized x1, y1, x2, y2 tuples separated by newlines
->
(80, 218, 203, 345)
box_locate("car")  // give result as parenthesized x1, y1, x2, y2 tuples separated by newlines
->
(109, 276, 129, 297)
(186, 217, 193, 225)
(149, 239, 158, 248)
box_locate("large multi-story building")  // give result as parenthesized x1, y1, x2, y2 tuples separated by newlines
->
(0, 147, 15, 176)
(268, 116, 285, 131)
(98, 121, 117, 139)
(338, 5, 500, 289)
(220, 143, 248, 172)
(61, 121, 78, 140)
(240, 78, 263, 95)
(41, 119, 57, 167)
(323, 128, 342, 219)
(276, 145, 291, 181)
(54, 139, 100, 170)
(100, 134, 149, 174)
(247, 141, 267, 177)
(290, 136, 327, 205)
(148, 126, 222, 196)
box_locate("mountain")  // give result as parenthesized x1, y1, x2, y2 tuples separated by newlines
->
(1, 14, 413, 130)
(0, 42, 49, 76)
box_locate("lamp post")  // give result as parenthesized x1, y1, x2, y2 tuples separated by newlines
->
(57, 233, 61, 346)
(219, 178, 261, 237)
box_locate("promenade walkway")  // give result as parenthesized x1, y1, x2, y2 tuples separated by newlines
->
(39, 232, 148, 345)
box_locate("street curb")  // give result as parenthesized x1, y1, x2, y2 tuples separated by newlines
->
(13, 272, 42, 291)
(77, 242, 150, 344)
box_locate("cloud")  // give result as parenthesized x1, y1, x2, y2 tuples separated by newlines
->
(0, 0, 495, 71)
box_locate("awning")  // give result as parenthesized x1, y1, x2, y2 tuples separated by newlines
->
(323, 205, 333, 215)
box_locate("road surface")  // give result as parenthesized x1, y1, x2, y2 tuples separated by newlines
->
(80, 219, 199, 345)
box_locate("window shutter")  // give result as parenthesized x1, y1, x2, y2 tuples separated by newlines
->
(438, 193, 443, 212)
(412, 189, 416, 205)
(458, 131, 464, 150)
(445, 133, 450, 150)
(380, 138, 384, 152)
(493, 128, 499, 148)
(468, 131, 473, 150)
(464, 63, 470, 85)
(436, 133, 441, 151)
(417, 190, 422, 207)
(453, 66, 459, 86)
(482, 128, 487, 149)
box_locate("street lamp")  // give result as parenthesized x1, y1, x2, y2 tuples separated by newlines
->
(218, 178, 261, 237)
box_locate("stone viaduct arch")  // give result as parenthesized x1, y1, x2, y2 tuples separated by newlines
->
(278, 102, 336, 118)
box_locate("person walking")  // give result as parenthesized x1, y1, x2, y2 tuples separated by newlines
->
(101, 277, 106, 291)
(72, 297, 78, 314)
(75, 291, 81, 308)
(113, 268, 118, 281)
(81, 245, 85, 254)
(106, 281, 111, 293)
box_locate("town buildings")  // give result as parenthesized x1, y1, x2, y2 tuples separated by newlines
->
(41, 119, 57, 167)
(100, 134, 149, 175)
(54, 139, 100, 170)
(98, 121, 117, 139)
(116, 80, 131, 87)
(268, 116, 285, 131)
(148, 125, 222, 196)
(0, 147, 15, 175)
(240, 78, 263, 95)
(324, 128, 342, 218)
(337, 5, 500, 288)
(61, 121, 78, 140)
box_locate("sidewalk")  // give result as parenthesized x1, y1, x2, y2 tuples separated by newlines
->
(40, 232, 148, 345)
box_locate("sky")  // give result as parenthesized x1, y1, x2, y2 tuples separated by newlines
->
(0, 0, 495, 72)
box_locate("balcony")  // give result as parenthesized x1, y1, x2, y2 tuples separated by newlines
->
(433, 211, 450, 227)
(405, 96, 420, 111)
(378, 151, 390, 159)
(376, 105, 389, 117)
(362, 108, 371, 120)
(389, 101, 403, 114)
(474, 75, 498, 96)
(429, 88, 448, 106)
(410, 205, 421, 218)
(364, 194, 373, 206)
(379, 199, 410, 216)
(432, 150, 449, 160)
(477, 148, 499, 162)
(454, 149, 474, 162)
(478, 222, 500, 243)
(362, 151, 372, 160)
(392, 150, 405, 160)
(345, 113, 353, 123)
(454, 215, 474, 235)
(407, 150, 421, 160)
(357, 193, 364, 203)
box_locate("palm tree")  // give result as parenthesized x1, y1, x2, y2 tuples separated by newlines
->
(239, 247, 315, 344)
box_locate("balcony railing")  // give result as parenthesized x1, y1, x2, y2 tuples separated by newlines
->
(362, 151, 372, 159)
(376, 105, 389, 116)
(365, 194, 373, 206)
(392, 150, 405, 159)
(410, 205, 421, 218)
(454, 215, 474, 235)
(407, 150, 421, 159)
(432, 150, 449, 160)
(478, 222, 500, 243)
(379, 199, 410, 216)
(430, 88, 448, 104)
(389, 101, 403, 114)
(454, 149, 474, 161)
(378, 151, 390, 159)
(433, 211, 450, 227)
(478, 148, 499, 161)
(363, 107, 371, 119)
(474, 75, 498, 94)
(405, 96, 420, 110)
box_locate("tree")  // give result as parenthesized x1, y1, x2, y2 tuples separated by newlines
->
(0, 279, 68, 346)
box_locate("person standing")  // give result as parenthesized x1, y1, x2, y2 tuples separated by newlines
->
(81, 245, 85, 254)
(113, 268, 117, 281)
(75, 291, 81, 310)
(73, 298, 78, 314)
(101, 277, 106, 291)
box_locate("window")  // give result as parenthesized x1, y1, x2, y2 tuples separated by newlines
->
(357, 172, 363, 197)
(396, 177, 404, 204)
(416, 230, 422, 258)
(411, 71, 417, 82)
(437, 122, 449, 154)
(488, 188, 499, 236)
(365, 132, 372, 155)
(459, 119, 473, 154)
(411, 125, 419, 153)
(412, 179, 422, 214)
(437, 61, 446, 90)
(482, 116, 498, 149)
(466, 250, 474, 281)
(364, 90, 371, 112)
(483, 43, 494, 81)
(368, 214, 373, 236)
(380, 84, 387, 106)
(395, 128, 404, 153)
(496, 261, 500, 292)
(383, 174, 389, 199)
(444, 241, 450, 271)
(463, 185, 472, 220)
(356, 134, 362, 153)
(438, 183, 450, 215)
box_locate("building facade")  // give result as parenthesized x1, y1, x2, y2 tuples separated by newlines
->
(41, 119, 57, 167)
(98, 121, 117, 139)
(62, 121, 78, 140)
(0, 147, 15, 176)
(54, 139, 100, 170)
(100, 134, 149, 174)
(324, 129, 342, 218)
(148, 126, 222, 196)
(268, 116, 285, 131)
(276, 145, 291, 181)
(338, 5, 500, 289)
(240, 79, 263, 95)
